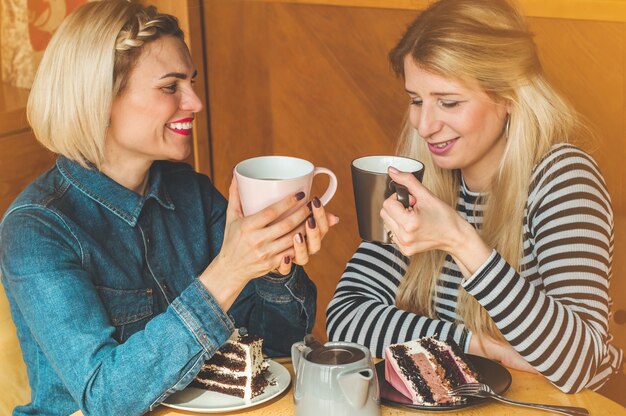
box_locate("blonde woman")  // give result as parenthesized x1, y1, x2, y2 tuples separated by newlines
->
(327, 0, 623, 401)
(0, 1, 336, 415)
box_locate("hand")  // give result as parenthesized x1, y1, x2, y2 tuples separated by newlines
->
(469, 333, 539, 374)
(282, 196, 339, 273)
(381, 167, 494, 277)
(223, 177, 318, 279)
(380, 167, 465, 256)
(199, 177, 312, 308)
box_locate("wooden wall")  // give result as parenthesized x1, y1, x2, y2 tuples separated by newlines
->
(203, 1, 407, 342)
(202, 0, 626, 350)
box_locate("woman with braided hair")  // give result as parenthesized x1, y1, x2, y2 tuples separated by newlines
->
(0, 1, 337, 415)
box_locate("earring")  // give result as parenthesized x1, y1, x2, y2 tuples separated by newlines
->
(504, 114, 510, 139)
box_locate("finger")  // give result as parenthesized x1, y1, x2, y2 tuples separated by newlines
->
(380, 206, 402, 240)
(248, 191, 307, 229)
(257, 225, 304, 265)
(305, 216, 322, 254)
(276, 255, 293, 275)
(264, 202, 311, 240)
(310, 196, 330, 235)
(384, 192, 415, 220)
(309, 197, 340, 229)
(381, 196, 406, 226)
(226, 176, 244, 222)
(292, 232, 309, 265)
(327, 213, 340, 227)
(388, 166, 425, 199)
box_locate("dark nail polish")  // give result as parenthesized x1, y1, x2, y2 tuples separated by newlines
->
(306, 201, 312, 211)
(284, 255, 291, 264)
(307, 216, 316, 229)
(295, 191, 306, 201)
(313, 197, 321, 208)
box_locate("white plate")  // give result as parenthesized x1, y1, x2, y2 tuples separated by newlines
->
(161, 360, 291, 413)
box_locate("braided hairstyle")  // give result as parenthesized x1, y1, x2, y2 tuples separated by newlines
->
(113, 2, 184, 95)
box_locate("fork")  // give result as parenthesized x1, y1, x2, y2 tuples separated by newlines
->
(450, 383, 590, 416)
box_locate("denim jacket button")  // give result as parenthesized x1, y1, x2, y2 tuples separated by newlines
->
(162, 282, 172, 297)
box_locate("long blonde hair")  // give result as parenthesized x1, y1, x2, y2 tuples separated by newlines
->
(389, 0, 578, 339)
(27, 0, 183, 169)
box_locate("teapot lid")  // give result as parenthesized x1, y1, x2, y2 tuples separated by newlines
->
(306, 346, 366, 365)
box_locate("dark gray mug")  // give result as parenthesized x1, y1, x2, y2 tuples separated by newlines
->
(351, 156, 424, 244)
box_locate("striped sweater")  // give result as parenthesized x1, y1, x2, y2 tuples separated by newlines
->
(327, 144, 623, 393)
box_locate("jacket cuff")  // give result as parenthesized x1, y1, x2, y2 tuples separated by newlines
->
(171, 279, 235, 355)
(256, 265, 316, 332)
(258, 264, 299, 291)
(261, 263, 296, 284)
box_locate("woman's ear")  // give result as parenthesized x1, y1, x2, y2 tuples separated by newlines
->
(504, 98, 512, 114)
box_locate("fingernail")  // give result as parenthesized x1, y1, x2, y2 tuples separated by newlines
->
(295, 191, 306, 201)
(307, 216, 316, 229)
(284, 255, 291, 264)
(313, 197, 321, 208)
(306, 201, 312, 211)
(295, 233, 303, 243)
(388, 166, 400, 174)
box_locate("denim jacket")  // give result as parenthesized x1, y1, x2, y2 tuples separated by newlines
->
(0, 156, 316, 416)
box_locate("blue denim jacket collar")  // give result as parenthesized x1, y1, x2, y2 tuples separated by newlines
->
(56, 156, 175, 226)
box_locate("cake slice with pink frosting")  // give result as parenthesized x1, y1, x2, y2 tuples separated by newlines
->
(384, 337, 479, 406)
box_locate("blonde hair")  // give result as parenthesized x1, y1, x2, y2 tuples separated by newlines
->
(389, 0, 578, 339)
(27, 0, 183, 169)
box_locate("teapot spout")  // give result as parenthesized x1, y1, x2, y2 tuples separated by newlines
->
(338, 368, 374, 409)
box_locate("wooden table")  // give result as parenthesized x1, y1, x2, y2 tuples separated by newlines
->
(148, 357, 626, 416)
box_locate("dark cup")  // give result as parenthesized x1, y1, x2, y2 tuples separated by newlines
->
(351, 156, 424, 244)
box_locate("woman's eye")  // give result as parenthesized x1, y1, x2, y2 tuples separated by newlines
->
(162, 83, 178, 94)
(409, 98, 422, 106)
(439, 100, 459, 108)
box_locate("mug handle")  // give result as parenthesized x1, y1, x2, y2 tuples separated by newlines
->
(313, 167, 338, 206)
(389, 182, 410, 209)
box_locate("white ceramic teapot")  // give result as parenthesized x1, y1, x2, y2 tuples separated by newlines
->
(291, 335, 380, 416)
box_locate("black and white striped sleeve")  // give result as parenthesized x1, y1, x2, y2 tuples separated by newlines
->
(326, 241, 469, 358)
(463, 145, 616, 393)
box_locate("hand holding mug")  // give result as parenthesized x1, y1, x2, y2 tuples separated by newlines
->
(289, 195, 339, 271)
(351, 155, 424, 244)
(234, 156, 339, 274)
(380, 167, 463, 255)
(200, 177, 313, 310)
(221, 177, 312, 282)
(383, 168, 496, 278)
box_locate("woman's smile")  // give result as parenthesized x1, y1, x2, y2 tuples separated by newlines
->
(427, 137, 459, 155)
(166, 117, 194, 136)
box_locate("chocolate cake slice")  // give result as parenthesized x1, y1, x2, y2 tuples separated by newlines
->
(191, 329, 270, 400)
(384, 337, 479, 405)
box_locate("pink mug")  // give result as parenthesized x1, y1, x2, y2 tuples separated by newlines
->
(235, 156, 337, 218)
